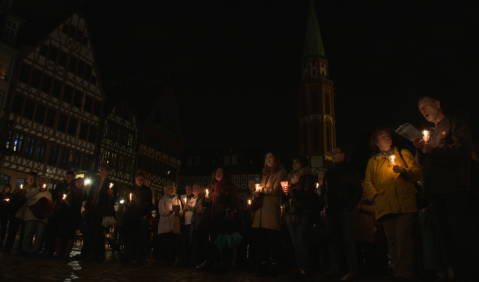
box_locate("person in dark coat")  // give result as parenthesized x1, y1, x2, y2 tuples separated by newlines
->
(54, 178, 88, 258)
(414, 96, 478, 280)
(281, 155, 316, 281)
(0, 184, 12, 247)
(200, 167, 239, 274)
(121, 171, 152, 264)
(321, 147, 363, 281)
(77, 165, 116, 260)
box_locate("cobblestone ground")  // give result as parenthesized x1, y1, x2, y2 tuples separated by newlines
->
(0, 250, 388, 282)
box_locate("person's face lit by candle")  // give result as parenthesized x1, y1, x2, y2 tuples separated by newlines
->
(26, 175, 37, 187)
(248, 179, 257, 192)
(192, 185, 201, 198)
(215, 168, 224, 182)
(99, 166, 110, 180)
(75, 179, 84, 189)
(265, 153, 275, 168)
(292, 158, 302, 171)
(135, 175, 144, 187)
(376, 131, 393, 152)
(331, 148, 346, 163)
(143, 179, 151, 187)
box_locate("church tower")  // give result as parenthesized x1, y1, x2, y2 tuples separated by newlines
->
(298, 0, 336, 175)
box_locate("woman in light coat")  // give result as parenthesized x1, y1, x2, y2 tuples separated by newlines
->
(252, 152, 287, 278)
(364, 127, 422, 281)
(157, 185, 183, 265)
(22, 176, 52, 254)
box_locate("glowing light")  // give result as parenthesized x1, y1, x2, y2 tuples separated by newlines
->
(423, 130, 430, 143)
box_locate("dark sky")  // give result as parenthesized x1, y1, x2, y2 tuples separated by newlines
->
(17, 0, 479, 155)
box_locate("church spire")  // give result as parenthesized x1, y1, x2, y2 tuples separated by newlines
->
(303, 0, 326, 60)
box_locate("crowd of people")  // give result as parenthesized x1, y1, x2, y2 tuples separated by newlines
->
(0, 96, 478, 282)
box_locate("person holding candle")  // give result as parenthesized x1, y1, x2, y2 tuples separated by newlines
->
(200, 167, 238, 274)
(121, 171, 152, 264)
(22, 176, 53, 254)
(78, 164, 116, 260)
(364, 127, 422, 281)
(178, 185, 195, 266)
(54, 178, 88, 258)
(2, 173, 33, 254)
(190, 183, 206, 268)
(414, 96, 477, 281)
(156, 184, 183, 266)
(280, 154, 316, 281)
(252, 152, 287, 278)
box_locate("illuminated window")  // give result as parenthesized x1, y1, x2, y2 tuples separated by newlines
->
(0, 53, 11, 80)
(325, 119, 332, 152)
(13, 133, 24, 153)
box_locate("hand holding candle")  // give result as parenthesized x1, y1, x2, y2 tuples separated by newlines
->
(280, 181, 289, 194)
(388, 155, 396, 166)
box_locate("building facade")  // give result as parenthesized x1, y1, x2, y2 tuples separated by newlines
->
(136, 85, 183, 199)
(1, 11, 105, 188)
(298, 0, 336, 175)
(0, 1, 25, 118)
(96, 102, 138, 196)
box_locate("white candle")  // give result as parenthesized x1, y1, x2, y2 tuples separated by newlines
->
(129, 193, 132, 202)
(248, 199, 251, 205)
(388, 155, 396, 166)
(42, 184, 46, 189)
(20, 184, 23, 189)
(109, 183, 114, 189)
(62, 194, 66, 200)
(423, 130, 430, 143)
(5, 199, 9, 202)
(316, 183, 319, 189)
(255, 184, 260, 192)
(205, 189, 209, 198)
(184, 197, 187, 204)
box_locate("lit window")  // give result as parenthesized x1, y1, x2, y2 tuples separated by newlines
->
(13, 133, 24, 153)
(4, 19, 18, 42)
(0, 53, 11, 80)
(224, 156, 229, 165)
(232, 156, 237, 165)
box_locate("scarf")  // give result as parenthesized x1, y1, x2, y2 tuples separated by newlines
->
(375, 147, 395, 157)
(166, 194, 177, 200)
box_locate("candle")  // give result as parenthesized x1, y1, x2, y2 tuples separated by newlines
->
(62, 194, 66, 200)
(85, 179, 91, 185)
(20, 184, 23, 189)
(129, 193, 132, 202)
(5, 199, 9, 202)
(205, 189, 209, 198)
(255, 184, 260, 192)
(388, 155, 396, 166)
(316, 183, 319, 189)
(184, 197, 187, 204)
(423, 130, 430, 143)
(248, 199, 251, 205)
(109, 183, 114, 189)
(120, 199, 124, 204)
(42, 184, 46, 189)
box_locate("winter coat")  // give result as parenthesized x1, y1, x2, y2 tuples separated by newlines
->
(321, 162, 363, 212)
(24, 187, 52, 223)
(182, 195, 197, 226)
(125, 184, 152, 219)
(158, 195, 183, 235)
(415, 115, 473, 195)
(252, 167, 288, 231)
(284, 167, 317, 212)
(365, 147, 422, 220)
(59, 186, 87, 227)
(85, 177, 117, 218)
(202, 182, 238, 222)
(193, 195, 205, 230)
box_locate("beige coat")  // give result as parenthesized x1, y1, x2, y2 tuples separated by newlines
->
(24, 188, 52, 224)
(252, 168, 287, 231)
(158, 195, 183, 235)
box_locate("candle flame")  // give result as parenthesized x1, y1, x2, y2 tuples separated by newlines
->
(129, 193, 132, 201)
(248, 199, 251, 205)
(42, 184, 46, 188)
(62, 194, 66, 200)
(109, 183, 114, 188)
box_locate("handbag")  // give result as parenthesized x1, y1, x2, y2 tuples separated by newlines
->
(15, 203, 28, 221)
(250, 194, 263, 211)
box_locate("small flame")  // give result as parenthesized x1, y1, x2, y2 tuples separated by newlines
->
(248, 199, 251, 205)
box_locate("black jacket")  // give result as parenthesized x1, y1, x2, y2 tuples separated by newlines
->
(202, 182, 238, 222)
(85, 177, 117, 217)
(125, 184, 152, 219)
(321, 162, 363, 212)
(416, 115, 472, 195)
(282, 173, 317, 212)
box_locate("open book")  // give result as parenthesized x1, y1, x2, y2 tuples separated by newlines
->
(395, 123, 423, 142)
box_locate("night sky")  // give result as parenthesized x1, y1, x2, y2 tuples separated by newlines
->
(17, 0, 479, 157)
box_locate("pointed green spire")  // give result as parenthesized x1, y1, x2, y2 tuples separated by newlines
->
(303, 0, 326, 60)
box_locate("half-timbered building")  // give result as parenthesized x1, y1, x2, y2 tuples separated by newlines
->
(96, 102, 138, 196)
(136, 84, 183, 199)
(1, 11, 105, 186)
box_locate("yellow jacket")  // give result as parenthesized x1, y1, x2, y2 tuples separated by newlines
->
(364, 147, 422, 220)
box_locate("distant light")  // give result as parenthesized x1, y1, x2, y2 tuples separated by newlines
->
(120, 199, 125, 204)
(85, 179, 91, 185)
